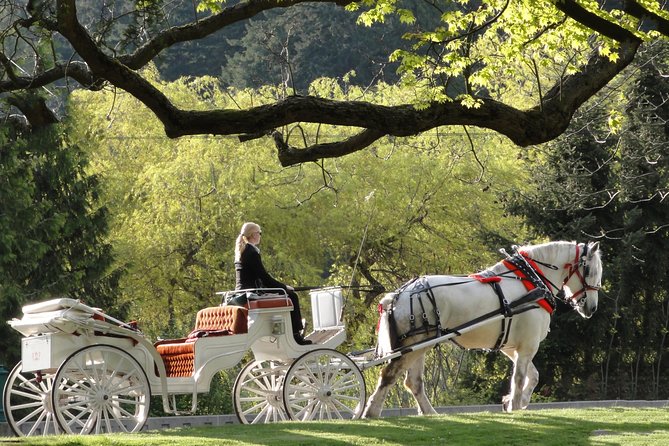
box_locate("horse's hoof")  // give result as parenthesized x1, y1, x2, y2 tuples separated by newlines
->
(501, 396, 513, 413)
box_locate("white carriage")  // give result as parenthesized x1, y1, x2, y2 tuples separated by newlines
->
(2, 287, 367, 436)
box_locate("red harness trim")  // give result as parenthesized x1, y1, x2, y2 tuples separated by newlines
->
(503, 253, 554, 314)
(469, 274, 502, 283)
(536, 299, 554, 313)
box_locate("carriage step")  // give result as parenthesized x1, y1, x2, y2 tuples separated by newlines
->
(305, 327, 344, 344)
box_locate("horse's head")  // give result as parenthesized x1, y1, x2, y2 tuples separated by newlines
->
(563, 241, 602, 319)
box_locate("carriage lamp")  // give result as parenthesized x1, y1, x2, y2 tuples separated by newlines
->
(271, 316, 285, 335)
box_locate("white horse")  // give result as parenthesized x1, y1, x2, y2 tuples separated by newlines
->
(363, 240, 602, 417)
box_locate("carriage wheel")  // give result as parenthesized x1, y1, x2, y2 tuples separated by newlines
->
(233, 360, 289, 424)
(282, 349, 366, 421)
(51, 345, 150, 434)
(3, 361, 60, 436)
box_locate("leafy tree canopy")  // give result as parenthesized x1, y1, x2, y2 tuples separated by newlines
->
(68, 73, 528, 344)
(1, 0, 668, 166)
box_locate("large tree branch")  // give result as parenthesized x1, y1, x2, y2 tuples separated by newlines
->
(0, 58, 99, 92)
(623, 0, 669, 35)
(53, 0, 643, 167)
(554, 0, 640, 42)
(272, 128, 387, 165)
(7, 94, 59, 129)
(4, 0, 354, 92)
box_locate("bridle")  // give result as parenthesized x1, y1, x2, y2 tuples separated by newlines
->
(518, 243, 600, 311)
(560, 243, 600, 310)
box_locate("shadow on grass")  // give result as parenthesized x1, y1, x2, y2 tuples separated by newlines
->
(147, 408, 669, 446)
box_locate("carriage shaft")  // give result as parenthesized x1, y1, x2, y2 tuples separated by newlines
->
(359, 312, 507, 370)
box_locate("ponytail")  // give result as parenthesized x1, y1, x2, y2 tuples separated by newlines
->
(235, 222, 260, 262)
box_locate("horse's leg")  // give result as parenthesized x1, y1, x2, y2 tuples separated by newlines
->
(501, 349, 535, 412)
(404, 349, 437, 415)
(500, 350, 516, 412)
(520, 360, 539, 409)
(363, 355, 410, 418)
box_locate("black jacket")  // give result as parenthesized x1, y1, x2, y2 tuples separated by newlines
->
(235, 244, 286, 291)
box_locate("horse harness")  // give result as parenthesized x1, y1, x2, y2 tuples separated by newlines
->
(386, 249, 570, 353)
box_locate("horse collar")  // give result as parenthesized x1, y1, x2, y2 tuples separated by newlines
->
(502, 253, 555, 314)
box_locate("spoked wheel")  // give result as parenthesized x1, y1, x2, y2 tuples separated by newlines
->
(3, 362, 60, 436)
(51, 345, 150, 435)
(233, 360, 289, 424)
(283, 349, 366, 421)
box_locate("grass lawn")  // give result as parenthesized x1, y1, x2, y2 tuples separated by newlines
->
(1, 407, 669, 446)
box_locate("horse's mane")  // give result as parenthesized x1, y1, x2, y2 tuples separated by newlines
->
(521, 240, 602, 282)
(519, 240, 575, 259)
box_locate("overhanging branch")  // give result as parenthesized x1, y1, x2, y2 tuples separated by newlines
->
(5, 0, 649, 167)
(272, 128, 386, 166)
(121, 0, 357, 69)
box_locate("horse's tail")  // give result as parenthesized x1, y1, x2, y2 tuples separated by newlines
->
(375, 293, 398, 358)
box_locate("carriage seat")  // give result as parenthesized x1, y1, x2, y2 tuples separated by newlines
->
(247, 295, 293, 310)
(155, 305, 248, 377)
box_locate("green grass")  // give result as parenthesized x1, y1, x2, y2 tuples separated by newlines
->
(2, 408, 669, 446)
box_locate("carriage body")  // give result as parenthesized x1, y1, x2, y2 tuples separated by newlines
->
(3, 287, 365, 436)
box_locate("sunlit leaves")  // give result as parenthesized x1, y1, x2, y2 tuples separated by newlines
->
(607, 109, 624, 134)
(68, 73, 528, 341)
(196, 0, 226, 14)
(356, 0, 615, 108)
(458, 94, 483, 108)
(397, 8, 416, 24)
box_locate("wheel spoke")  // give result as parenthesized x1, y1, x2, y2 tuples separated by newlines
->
(25, 410, 47, 437)
(11, 399, 44, 411)
(3, 363, 60, 437)
(234, 360, 288, 424)
(52, 346, 150, 434)
(17, 406, 45, 428)
(283, 349, 366, 422)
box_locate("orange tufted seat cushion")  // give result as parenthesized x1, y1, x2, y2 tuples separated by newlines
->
(248, 296, 293, 310)
(156, 305, 248, 377)
(192, 305, 248, 335)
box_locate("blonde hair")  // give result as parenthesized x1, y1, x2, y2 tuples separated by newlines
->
(235, 222, 261, 262)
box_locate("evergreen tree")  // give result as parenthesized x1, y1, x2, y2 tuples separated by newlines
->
(218, 3, 409, 90)
(504, 41, 669, 400)
(0, 123, 121, 366)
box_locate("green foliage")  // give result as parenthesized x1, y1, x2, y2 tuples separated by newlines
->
(67, 70, 528, 410)
(351, 0, 646, 113)
(0, 124, 120, 366)
(504, 41, 669, 401)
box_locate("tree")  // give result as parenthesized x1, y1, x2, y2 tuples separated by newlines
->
(0, 96, 121, 366)
(218, 4, 409, 90)
(504, 40, 669, 401)
(1, 0, 667, 167)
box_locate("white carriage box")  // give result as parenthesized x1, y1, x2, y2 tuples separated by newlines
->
(10, 297, 114, 373)
(22, 335, 51, 371)
(21, 332, 84, 373)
